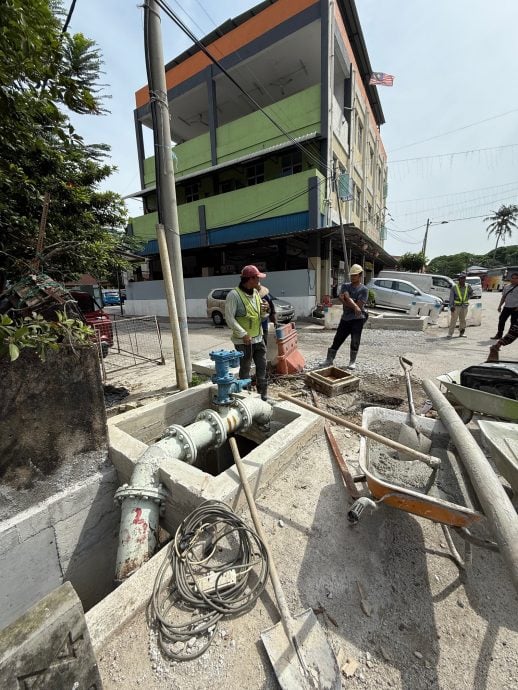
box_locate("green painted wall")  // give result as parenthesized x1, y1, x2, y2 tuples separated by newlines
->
(142, 85, 321, 186)
(130, 168, 325, 240)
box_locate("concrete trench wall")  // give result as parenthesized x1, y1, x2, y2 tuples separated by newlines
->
(0, 468, 120, 630)
(86, 383, 323, 648)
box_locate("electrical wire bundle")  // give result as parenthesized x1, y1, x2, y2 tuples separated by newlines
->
(151, 500, 269, 661)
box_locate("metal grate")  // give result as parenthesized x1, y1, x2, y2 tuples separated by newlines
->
(97, 316, 165, 380)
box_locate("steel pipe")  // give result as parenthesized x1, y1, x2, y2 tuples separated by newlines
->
(114, 396, 273, 582)
(422, 379, 518, 592)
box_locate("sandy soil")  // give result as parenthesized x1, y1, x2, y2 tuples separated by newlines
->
(97, 292, 518, 689)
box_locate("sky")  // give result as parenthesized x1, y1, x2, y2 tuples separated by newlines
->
(69, 0, 518, 262)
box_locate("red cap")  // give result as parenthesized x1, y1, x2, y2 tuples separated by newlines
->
(241, 264, 266, 279)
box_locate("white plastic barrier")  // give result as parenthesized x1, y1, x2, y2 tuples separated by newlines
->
(324, 305, 343, 329)
(437, 301, 482, 328)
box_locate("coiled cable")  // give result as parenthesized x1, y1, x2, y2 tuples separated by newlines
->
(151, 500, 269, 661)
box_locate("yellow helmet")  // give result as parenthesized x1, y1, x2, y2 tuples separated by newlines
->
(349, 264, 363, 275)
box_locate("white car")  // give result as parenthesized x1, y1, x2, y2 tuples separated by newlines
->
(367, 278, 443, 311)
(465, 276, 482, 298)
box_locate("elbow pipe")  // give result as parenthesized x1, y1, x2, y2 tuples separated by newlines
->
(114, 396, 272, 582)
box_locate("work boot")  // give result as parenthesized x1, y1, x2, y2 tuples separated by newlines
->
(322, 348, 337, 367)
(459, 329, 467, 337)
(347, 352, 358, 370)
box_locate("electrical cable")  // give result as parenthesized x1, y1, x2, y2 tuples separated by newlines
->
(151, 499, 269, 662)
(390, 143, 518, 164)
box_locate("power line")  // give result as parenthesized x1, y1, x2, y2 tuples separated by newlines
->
(389, 143, 518, 165)
(390, 180, 518, 204)
(389, 108, 518, 153)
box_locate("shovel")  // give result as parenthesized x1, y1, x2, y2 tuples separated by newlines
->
(228, 436, 341, 690)
(397, 357, 432, 461)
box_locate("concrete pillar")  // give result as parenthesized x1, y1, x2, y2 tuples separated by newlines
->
(308, 234, 322, 301)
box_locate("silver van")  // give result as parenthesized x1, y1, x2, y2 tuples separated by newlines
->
(378, 271, 454, 302)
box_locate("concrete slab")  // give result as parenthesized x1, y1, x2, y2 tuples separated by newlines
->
(366, 314, 429, 331)
(0, 581, 102, 690)
(192, 358, 255, 378)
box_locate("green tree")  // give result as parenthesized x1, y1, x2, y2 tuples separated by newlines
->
(398, 252, 427, 272)
(485, 204, 518, 259)
(0, 0, 129, 286)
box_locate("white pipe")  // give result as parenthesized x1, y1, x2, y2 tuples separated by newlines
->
(114, 397, 272, 581)
(423, 379, 518, 592)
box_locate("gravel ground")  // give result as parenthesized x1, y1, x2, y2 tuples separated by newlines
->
(95, 292, 518, 689)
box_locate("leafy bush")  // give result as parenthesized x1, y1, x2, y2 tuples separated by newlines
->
(367, 289, 376, 307)
(0, 311, 93, 362)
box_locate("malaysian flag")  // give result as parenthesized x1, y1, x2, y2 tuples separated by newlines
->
(369, 72, 394, 87)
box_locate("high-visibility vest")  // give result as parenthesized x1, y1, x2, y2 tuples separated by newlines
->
(234, 287, 262, 337)
(454, 284, 469, 305)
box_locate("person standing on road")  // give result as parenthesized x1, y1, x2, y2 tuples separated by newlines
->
(447, 273, 473, 338)
(492, 272, 518, 339)
(225, 265, 270, 401)
(323, 264, 368, 370)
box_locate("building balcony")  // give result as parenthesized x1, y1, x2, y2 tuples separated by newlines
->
(130, 168, 326, 248)
(142, 84, 321, 186)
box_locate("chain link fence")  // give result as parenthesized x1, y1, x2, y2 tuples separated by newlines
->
(96, 316, 165, 381)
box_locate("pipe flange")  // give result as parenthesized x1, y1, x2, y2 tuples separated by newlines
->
(232, 397, 252, 430)
(165, 424, 197, 464)
(114, 483, 167, 505)
(196, 409, 227, 447)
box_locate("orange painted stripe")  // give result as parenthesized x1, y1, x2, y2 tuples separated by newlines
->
(135, 0, 318, 108)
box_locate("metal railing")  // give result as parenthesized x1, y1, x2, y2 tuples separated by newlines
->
(96, 315, 165, 380)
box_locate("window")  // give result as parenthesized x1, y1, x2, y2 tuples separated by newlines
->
(356, 120, 363, 149)
(396, 282, 417, 294)
(355, 186, 361, 217)
(185, 182, 200, 202)
(246, 162, 264, 186)
(376, 280, 393, 289)
(212, 289, 231, 300)
(281, 150, 302, 176)
(432, 277, 449, 288)
(369, 145, 374, 174)
(367, 202, 372, 220)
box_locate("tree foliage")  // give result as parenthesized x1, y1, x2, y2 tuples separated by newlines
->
(0, 0, 130, 286)
(485, 204, 518, 257)
(427, 245, 518, 277)
(398, 252, 427, 272)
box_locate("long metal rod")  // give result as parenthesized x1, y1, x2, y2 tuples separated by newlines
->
(278, 393, 440, 467)
(422, 379, 518, 592)
(145, 0, 192, 381)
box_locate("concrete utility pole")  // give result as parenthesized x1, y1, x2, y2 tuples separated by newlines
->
(144, 0, 192, 381)
(421, 218, 431, 259)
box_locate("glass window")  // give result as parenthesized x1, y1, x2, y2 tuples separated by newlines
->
(185, 182, 200, 202)
(432, 277, 451, 288)
(281, 150, 302, 176)
(376, 280, 393, 289)
(396, 282, 417, 294)
(355, 186, 361, 216)
(357, 120, 363, 149)
(246, 162, 264, 186)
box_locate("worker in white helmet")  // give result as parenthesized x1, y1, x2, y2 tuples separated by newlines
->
(323, 264, 368, 369)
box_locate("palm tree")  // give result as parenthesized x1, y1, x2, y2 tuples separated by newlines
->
(485, 204, 518, 260)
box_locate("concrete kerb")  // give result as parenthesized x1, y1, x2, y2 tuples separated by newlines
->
(89, 382, 323, 651)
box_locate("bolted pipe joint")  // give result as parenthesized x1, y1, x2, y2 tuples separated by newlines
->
(210, 349, 251, 405)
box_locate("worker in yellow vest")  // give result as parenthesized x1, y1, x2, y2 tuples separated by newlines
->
(447, 273, 473, 338)
(225, 265, 269, 401)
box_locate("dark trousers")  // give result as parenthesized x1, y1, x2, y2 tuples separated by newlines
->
(330, 318, 365, 356)
(235, 341, 268, 396)
(496, 307, 518, 337)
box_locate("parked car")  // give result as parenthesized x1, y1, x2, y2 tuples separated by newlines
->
(465, 276, 482, 298)
(366, 278, 443, 311)
(70, 291, 113, 357)
(206, 288, 295, 326)
(102, 289, 121, 306)
(378, 270, 454, 302)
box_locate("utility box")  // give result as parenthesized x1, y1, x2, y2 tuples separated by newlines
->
(305, 366, 360, 397)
